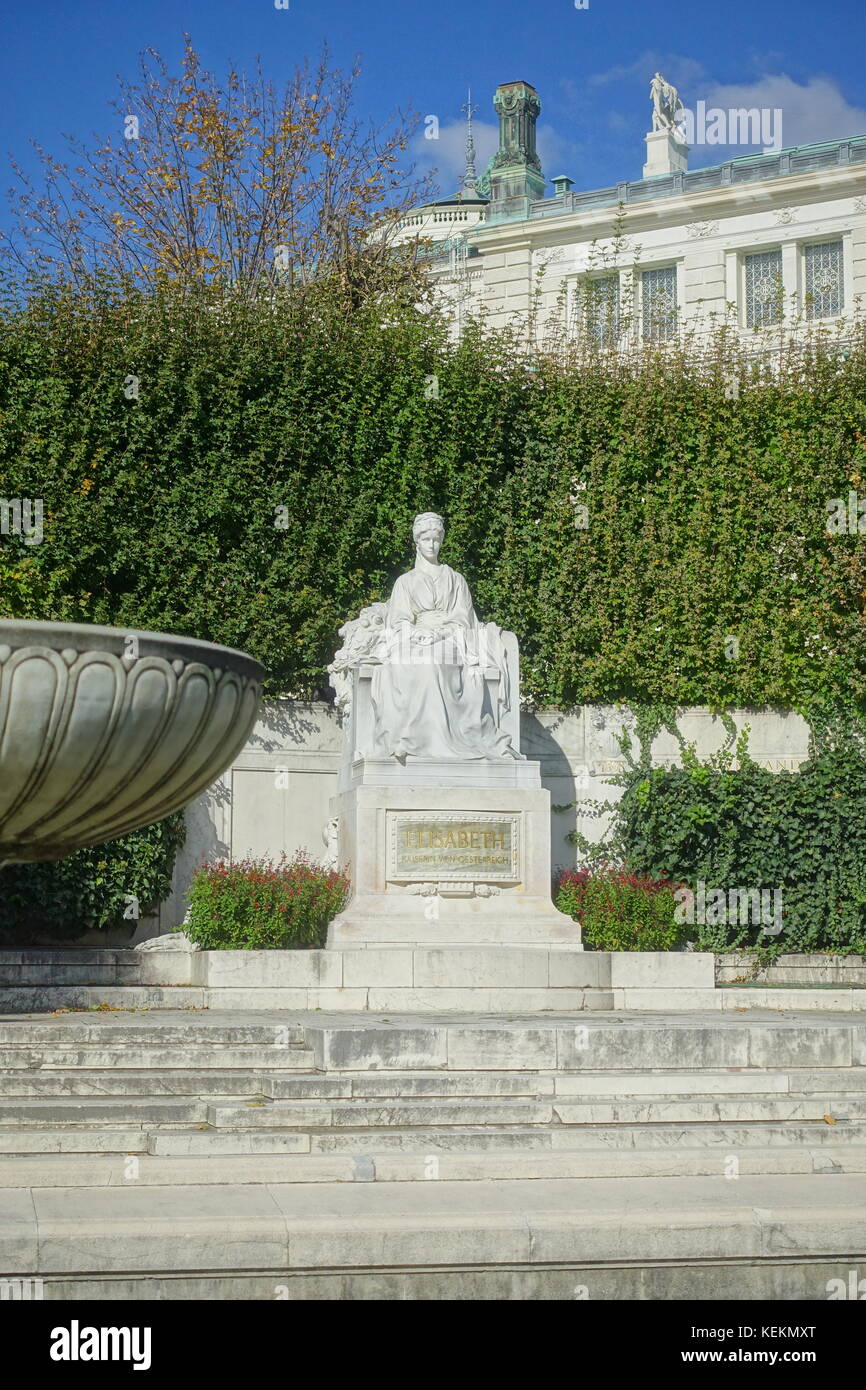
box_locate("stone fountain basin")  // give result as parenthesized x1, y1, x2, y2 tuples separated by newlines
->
(0, 620, 264, 862)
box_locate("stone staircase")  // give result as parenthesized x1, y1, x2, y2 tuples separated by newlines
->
(2, 1008, 866, 1298)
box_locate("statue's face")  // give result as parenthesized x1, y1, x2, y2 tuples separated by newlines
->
(415, 525, 443, 563)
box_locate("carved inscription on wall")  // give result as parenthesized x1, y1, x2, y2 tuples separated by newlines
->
(387, 812, 520, 882)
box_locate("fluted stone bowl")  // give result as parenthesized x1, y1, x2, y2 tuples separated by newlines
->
(0, 621, 264, 862)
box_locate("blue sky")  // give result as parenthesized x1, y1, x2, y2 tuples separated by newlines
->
(2, 0, 865, 226)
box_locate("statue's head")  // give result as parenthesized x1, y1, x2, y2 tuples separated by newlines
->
(412, 511, 445, 564)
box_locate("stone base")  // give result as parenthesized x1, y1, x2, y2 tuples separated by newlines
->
(328, 777, 580, 949)
(643, 126, 688, 178)
(344, 758, 541, 789)
(8, 948, 866, 1011)
(327, 908, 582, 949)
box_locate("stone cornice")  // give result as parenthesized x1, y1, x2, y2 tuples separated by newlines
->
(469, 163, 866, 254)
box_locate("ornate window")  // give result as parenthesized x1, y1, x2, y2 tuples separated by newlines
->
(744, 249, 784, 328)
(641, 266, 677, 341)
(585, 273, 620, 346)
(804, 240, 843, 319)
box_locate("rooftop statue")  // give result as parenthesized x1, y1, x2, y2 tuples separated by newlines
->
(650, 72, 683, 133)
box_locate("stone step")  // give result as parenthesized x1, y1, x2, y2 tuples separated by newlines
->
(551, 1066, 866, 1095)
(5, 1013, 865, 1071)
(0, 1069, 315, 1096)
(3, 1060, 864, 1097)
(206, 1097, 555, 1129)
(2, 1141, 866, 1187)
(3, 1115, 860, 1157)
(551, 1096, 866, 1124)
(9, 1072, 846, 1121)
(0, 1097, 210, 1126)
(205, 1092, 866, 1129)
(0, 1047, 318, 1071)
(0, 1129, 156, 1154)
(0, 965, 142, 986)
(262, 1066, 866, 1100)
(0, 1072, 268, 1098)
(261, 1071, 553, 1099)
(4, 1173, 866, 1297)
(0, 951, 140, 964)
(2, 985, 615, 1012)
(0, 987, 207, 1012)
(306, 1119, 866, 1152)
(0, 1020, 308, 1046)
(147, 1131, 314, 1156)
(0, 1069, 548, 1098)
(309, 1016, 866, 1072)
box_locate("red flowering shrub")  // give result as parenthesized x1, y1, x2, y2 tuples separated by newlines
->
(184, 852, 350, 949)
(555, 867, 685, 951)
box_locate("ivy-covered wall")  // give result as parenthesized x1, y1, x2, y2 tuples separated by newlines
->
(573, 709, 866, 955)
(1, 281, 865, 711)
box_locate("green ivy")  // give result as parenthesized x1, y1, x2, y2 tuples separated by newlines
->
(0, 814, 186, 945)
(3, 278, 866, 948)
(1, 277, 866, 709)
(570, 708, 866, 954)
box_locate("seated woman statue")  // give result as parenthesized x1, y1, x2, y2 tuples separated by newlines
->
(368, 512, 520, 761)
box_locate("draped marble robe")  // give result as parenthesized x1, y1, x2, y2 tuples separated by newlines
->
(369, 555, 517, 760)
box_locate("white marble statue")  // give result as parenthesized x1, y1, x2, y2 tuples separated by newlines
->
(330, 513, 520, 762)
(650, 72, 682, 132)
(328, 602, 388, 720)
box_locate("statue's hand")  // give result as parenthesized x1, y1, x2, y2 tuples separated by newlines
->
(414, 609, 447, 630)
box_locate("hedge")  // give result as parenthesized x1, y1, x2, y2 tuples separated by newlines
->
(184, 853, 350, 949)
(1, 277, 865, 709)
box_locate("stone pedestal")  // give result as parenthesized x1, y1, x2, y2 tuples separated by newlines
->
(643, 128, 689, 179)
(327, 766, 581, 948)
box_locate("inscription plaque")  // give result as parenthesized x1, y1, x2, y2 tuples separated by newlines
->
(388, 812, 520, 882)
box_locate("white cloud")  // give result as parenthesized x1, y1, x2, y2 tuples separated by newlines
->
(584, 61, 865, 151)
(537, 124, 582, 180)
(410, 120, 498, 197)
(693, 75, 866, 149)
(588, 52, 706, 92)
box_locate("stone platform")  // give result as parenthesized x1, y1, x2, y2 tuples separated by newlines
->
(1, 1008, 866, 1299)
(3, 947, 866, 1014)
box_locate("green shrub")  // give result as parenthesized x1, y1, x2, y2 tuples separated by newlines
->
(555, 868, 684, 951)
(0, 813, 186, 945)
(184, 852, 350, 950)
(615, 745, 866, 954)
(569, 710, 866, 955)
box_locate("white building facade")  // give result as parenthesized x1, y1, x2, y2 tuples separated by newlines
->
(395, 79, 866, 347)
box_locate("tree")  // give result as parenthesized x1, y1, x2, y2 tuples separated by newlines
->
(2, 36, 435, 300)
